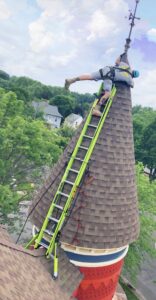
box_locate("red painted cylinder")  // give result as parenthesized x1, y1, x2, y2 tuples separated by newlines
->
(73, 259, 124, 300)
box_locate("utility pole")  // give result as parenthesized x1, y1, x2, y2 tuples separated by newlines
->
(124, 0, 140, 54)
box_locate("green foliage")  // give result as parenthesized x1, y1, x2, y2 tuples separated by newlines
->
(120, 279, 139, 300)
(50, 94, 76, 118)
(0, 89, 68, 216)
(0, 69, 93, 218)
(133, 106, 156, 158)
(56, 125, 75, 148)
(124, 163, 156, 282)
(57, 124, 75, 139)
(0, 70, 93, 117)
(0, 184, 19, 215)
(72, 92, 93, 117)
(0, 88, 24, 126)
(132, 106, 156, 180)
(0, 70, 10, 80)
(0, 115, 64, 184)
(140, 119, 156, 181)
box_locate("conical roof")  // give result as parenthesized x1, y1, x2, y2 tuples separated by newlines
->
(30, 82, 139, 249)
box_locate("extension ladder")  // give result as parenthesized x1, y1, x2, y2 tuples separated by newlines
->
(26, 83, 116, 277)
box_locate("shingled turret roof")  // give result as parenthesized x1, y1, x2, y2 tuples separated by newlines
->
(30, 82, 139, 249)
(0, 226, 82, 299)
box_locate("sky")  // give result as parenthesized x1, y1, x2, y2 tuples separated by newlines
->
(0, 0, 156, 108)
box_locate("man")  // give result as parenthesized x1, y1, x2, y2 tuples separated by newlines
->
(64, 53, 139, 116)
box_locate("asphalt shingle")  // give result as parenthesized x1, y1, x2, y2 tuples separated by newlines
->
(30, 83, 140, 249)
(0, 226, 82, 300)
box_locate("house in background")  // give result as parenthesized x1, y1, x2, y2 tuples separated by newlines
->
(64, 113, 83, 129)
(32, 101, 62, 128)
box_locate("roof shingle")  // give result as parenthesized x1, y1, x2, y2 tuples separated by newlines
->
(0, 226, 82, 300)
(30, 83, 140, 249)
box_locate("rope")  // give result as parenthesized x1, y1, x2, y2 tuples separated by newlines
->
(70, 173, 95, 245)
(15, 160, 68, 244)
(0, 241, 45, 257)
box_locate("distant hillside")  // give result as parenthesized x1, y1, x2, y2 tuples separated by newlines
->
(0, 70, 94, 118)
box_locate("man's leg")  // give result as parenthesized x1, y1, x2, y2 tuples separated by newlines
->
(92, 90, 111, 117)
(92, 104, 102, 116)
(65, 74, 93, 90)
(99, 91, 111, 105)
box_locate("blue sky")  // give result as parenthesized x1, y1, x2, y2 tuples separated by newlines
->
(0, 0, 156, 108)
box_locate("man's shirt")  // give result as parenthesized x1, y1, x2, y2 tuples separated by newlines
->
(91, 62, 134, 91)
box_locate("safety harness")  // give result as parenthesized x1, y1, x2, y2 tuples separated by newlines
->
(99, 66, 132, 82)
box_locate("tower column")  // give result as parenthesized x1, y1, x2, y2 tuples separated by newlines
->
(73, 259, 124, 300)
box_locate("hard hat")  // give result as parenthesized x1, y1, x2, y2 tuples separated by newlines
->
(132, 70, 140, 78)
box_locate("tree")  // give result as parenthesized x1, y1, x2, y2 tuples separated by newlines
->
(50, 94, 76, 118)
(0, 89, 67, 217)
(0, 70, 10, 80)
(57, 124, 75, 148)
(140, 119, 156, 181)
(0, 184, 19, 216)
(124, 163, 156, 281)
(0, 69, 93, 117)
(132, 106, 156, 162)
(0, 88, 24, 126)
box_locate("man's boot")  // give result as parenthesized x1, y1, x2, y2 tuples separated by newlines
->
(64, 78, 78, 90)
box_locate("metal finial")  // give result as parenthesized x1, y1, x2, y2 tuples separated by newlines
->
(124, 0, 140, 54)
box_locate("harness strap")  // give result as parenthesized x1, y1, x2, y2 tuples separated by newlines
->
(99, 67, 115, 81)
(99, 68, 104, 79)
(114, 66, 132, 76)
(99, 66, 132, 81)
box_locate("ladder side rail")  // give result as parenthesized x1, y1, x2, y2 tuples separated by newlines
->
(25, 233, 39, 249)
(46, 86, 116, 257)
(87, 85, 117, 154)
(35, 192, 63, 247)
(65, 85, 117, 191)
(35, 99, 97, 248)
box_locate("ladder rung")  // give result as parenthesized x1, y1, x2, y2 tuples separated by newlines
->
(54, 204, 63, 210)
(69, 168, 79, 173)
(40, 242, 54, 259)
(88, 124, 98, 128)
(58, 191, 69, 197)
(64, 180, 74, 186)
(44, 229, 54, 236)
(74, 157, 84, 162)
(49, 217, 59, 223)
(83, 135, 93, 139)
(39, 241, 49, 249)
(79, 146, 88, 150)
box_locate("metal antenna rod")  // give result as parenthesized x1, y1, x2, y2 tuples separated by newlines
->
(124, 0, 140, 54)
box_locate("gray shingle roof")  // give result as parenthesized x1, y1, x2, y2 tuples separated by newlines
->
(32, 101, 62, 118)
(65, 113, 83, 123)
(30, 83, 140, 249)
(0, 226, 82, 299)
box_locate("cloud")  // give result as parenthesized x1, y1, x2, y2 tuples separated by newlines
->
(147, 28, 156, 42)
(0, 0, 155, 109)
(133, 35, 156, 62)
(29, 20, 54, 53)
(86, 0, 128, 41)
(0, 0, 11, 20)
(132, 68, 156, 108)
(29, 0, 76, 57)
(28, 0, 129, 72)
(87, 10, 118, 41)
